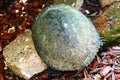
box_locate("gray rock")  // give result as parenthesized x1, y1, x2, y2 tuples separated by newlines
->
(3, 29, 47, 79)
(54, 0, 83, 9)
(99, 0, 120, 7)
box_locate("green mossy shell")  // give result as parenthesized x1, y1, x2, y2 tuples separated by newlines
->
(32, 4, 102, 71)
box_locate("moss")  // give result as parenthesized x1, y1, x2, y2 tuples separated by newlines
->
(102, 22, 120, 46)
(93, 2, 120, 48)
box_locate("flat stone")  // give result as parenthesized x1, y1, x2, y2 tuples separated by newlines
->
(3, 29, 47, 79)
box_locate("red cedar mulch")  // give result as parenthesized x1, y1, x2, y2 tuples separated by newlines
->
(0, 0, 120, 80)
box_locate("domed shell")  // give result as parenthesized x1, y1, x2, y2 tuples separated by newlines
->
(32, 4, 102, 71)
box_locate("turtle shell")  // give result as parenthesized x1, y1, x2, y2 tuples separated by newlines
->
(32, 4, 102, 71)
